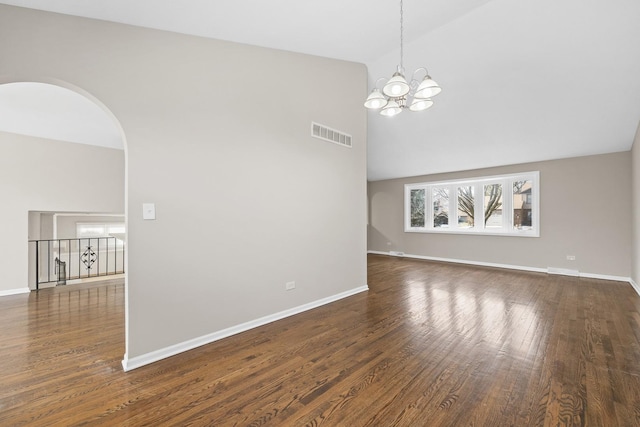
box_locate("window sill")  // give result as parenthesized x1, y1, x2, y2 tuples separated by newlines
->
(404, 228, 539, 238)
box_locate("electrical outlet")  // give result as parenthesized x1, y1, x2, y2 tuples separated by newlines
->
(285, 281, 296, 291)
(566, 255, 576, 261)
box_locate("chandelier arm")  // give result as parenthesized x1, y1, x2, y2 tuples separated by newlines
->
(409, 67, 429, 91)
(412, 67, 429, 81)
(374, 77, 387, 90)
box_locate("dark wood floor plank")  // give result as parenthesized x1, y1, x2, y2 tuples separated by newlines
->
(2, 255, 640, 426)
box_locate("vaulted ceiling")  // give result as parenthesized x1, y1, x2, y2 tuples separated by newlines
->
(1, 0, 639, 180)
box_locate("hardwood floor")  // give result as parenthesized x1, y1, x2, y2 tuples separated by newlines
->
(2, 255, 640, 426)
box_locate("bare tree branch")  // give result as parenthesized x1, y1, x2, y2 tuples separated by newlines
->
(484, 184, 502, 225)
(410, 189, 425, 227)
(457, 186, 474, 226)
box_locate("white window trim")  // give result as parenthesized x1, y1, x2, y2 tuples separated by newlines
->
(404, 171, 540, 237)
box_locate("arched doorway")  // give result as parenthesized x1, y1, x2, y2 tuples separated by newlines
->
(0, 80, 127, 293)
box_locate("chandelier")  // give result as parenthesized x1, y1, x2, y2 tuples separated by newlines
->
(364, 0, 441, 117)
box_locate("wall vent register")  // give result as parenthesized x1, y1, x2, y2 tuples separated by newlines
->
(311, 122, 352, 148)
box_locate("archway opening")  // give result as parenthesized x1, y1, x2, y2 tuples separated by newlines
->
(0, 81, 127, 291)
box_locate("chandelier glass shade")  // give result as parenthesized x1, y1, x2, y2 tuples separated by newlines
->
(364, 0, 441, 117)
(380, 99, 402, 117)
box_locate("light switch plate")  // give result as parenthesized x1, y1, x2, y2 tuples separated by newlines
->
(142, 203, 156, 220)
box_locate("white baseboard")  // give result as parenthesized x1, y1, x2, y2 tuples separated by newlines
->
(368, 250, 546, 274)
(368, 250, 392, 257)
(367, 250, 631, 283)
(122, 285, 369, 372)
(0, 287, 30, 297)
(630, 279, 640, 297)
(578, 272, 631, 283)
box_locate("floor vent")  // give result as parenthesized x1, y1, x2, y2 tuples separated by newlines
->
(311, 122, 352, 148)
(548, 267, 580, 277)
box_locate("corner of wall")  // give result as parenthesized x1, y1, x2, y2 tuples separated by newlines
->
(631, 121, 640, 285)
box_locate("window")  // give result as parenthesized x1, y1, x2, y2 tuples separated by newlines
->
(77, 222, 126, 246)
(484, 183, 503, 228)
(457, 186, 474, 228)
(432, 187, 449, 228)
(410, 189, 425, 227)
(405, 171, 539, 236)
(77, 222, 125, 238)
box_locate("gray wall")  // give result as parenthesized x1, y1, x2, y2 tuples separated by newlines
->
(0, 131, 125, 292)
(632, 125, 640, 284)
(28, 212, 41, 241)
(369, 152, 631, 278)
(0, 5, 367, 363)
(40, 213, 55, 240)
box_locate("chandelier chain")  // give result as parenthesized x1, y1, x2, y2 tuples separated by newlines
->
(400, 0, 404, 72)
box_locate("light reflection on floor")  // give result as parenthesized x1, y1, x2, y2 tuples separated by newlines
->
(403, 275, 538, 360)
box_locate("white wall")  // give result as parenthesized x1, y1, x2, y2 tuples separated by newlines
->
(0, 5, 368, 367)
(0, 131, 125, 294)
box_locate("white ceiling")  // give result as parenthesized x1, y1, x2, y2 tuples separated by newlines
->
(0, 82, 123, 149)
(0, 0, 639, 180)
